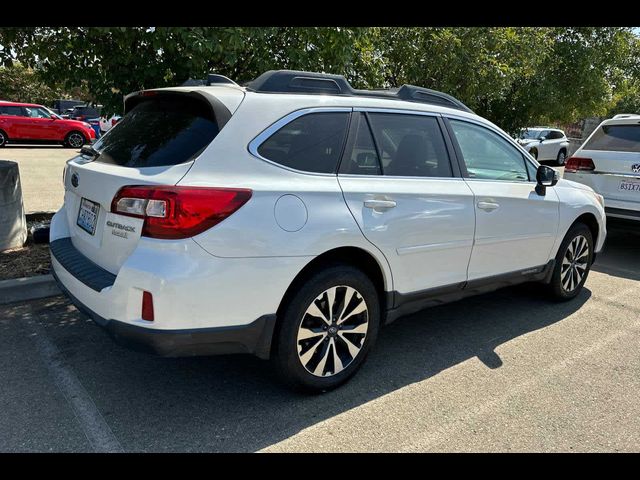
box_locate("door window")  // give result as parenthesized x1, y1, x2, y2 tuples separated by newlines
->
(339, 113, 381, 175)
(367, 113, 452, 177)
(449, 119, 530, 182)
(0, 106, 25, 116)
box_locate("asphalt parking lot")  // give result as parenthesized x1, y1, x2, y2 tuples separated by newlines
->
(1, 145, 77, 214)
(1, 220, 639, 452)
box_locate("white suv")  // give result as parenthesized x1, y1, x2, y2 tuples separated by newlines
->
(517, 127, 570, 165)
(564, 114, 640, 222)
(50, 70, 607, 392)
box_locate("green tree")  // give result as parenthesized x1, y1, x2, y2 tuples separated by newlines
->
(0, 62, 66, 105)
(0, 27, 371, 114)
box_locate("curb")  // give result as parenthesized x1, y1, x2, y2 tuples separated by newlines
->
(0, 274, 61, 305)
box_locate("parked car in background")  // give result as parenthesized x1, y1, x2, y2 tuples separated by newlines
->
(564, 114, 640, 222)
(69, 105, 102, 122)
(52, 99, 85, 115)
(516, 127, 570, 165)
(0, 100, 96, 148)
(50, 70, 606, 392)
(86, 117, 102, 139)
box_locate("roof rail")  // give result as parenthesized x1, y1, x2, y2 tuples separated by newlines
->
(245, 70, 473, 113)
(613, 113, 640, 119)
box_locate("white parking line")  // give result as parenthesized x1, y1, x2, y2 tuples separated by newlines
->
(24, 313, 123, 453)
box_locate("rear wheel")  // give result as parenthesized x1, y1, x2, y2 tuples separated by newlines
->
(273, 264, 380, 393)
(0, 130, 7, 147)
(546, 223, 593, 300)
(64, 131, 86, 148)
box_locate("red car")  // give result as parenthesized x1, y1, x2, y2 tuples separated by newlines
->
(0, 101, 96, 148)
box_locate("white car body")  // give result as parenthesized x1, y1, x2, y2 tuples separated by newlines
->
(564, 115, 640, 222)
(49, 71, 606, 388)
(517, 127, 570, 163)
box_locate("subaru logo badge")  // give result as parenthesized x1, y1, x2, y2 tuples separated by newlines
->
(632, 163, 640, 174)
(71, 172, 79, 188)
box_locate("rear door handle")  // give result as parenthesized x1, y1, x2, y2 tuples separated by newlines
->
(477, 201, 500, 211)
(364, 199, 397, 210)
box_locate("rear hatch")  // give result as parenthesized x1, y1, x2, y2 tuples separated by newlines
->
(576, 121, 640, 205)
(63, 88, 243, 274)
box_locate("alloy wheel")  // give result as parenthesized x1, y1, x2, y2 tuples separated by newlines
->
(68, 133, 84, 148)
(561, 234, 590, 293)
(296, 285, 369, 377)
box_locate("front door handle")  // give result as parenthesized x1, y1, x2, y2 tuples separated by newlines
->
(477, 201, 500, 211)
(364, 199, 397, 210)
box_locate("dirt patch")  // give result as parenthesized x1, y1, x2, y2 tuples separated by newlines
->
(0, 214, 53, 281)
(0, 243, 51, 281)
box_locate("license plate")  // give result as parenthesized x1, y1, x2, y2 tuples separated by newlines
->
(619, 179, 640, 193)
(77, 198, 100, 235)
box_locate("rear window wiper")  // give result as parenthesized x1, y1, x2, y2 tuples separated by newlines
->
(80, 145, 100, 158)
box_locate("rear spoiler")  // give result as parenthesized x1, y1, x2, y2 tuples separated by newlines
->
(123, 89, 232, 128)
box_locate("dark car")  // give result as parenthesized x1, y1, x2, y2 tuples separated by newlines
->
(52, 99, 86, 115)
(69, 105, 102, 121)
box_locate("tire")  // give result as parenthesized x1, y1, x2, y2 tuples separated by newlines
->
(272, 264, 380, 393)
(556, 149, 567, 166)
(64, 131, 86, 148)
(530, 148, 538, 160)
(0, 130, 7, 147)
(546, 223, 593, 301)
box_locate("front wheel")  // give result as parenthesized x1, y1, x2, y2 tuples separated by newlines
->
(64, 131, 86, 148)
(556, 149, 567, 166)
(546, 223, 593, 300)
(272, 265, 380, 393)
(0, 130, 7, 147)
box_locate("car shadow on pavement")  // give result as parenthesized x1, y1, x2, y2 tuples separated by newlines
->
(1, 280, 591, 452)
(591, 219, 640, 282)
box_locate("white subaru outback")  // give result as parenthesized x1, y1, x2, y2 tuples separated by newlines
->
(50, 70, 607, 392)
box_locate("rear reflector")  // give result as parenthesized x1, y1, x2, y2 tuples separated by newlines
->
(111, 186, 252, 239)
(142, 291, 154, 321)
(565, 157, 595, 173)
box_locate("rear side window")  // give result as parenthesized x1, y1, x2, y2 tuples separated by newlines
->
(257, 112, 350, 174)
(92, 96, 219, 168)
(367, 113, 452, 177)
(583, 124, 640, 152)
(0, 106, 24, 116)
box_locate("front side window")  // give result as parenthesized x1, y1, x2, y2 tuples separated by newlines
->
(367, 113, 452, 177)
(583, 124, 640, 152)
(24, 107, 51, 118)
(450, 119, 529, 182)
(257, 112, 350, 174)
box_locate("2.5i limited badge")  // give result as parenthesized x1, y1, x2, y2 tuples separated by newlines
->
(106, 220, 136, 239)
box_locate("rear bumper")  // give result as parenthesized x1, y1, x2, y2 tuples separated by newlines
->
(605, 206, 640, 221)
(51, 267, 276, 358)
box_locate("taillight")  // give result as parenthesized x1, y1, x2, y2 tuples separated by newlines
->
(111, 186, 252, 239)
(565, 157, 595, 173)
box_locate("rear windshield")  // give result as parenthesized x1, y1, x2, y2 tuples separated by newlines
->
(92, 95, 219, 168)
(583, 124, 640, 152)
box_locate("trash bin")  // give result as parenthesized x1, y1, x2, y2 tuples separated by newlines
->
(0, 160, 28, 252)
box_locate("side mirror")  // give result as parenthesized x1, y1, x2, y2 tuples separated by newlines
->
(535, 165, 559, 195)
(539, 136, 546, 142)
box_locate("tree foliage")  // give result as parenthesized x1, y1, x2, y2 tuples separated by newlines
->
(0, 27, 638, 131)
